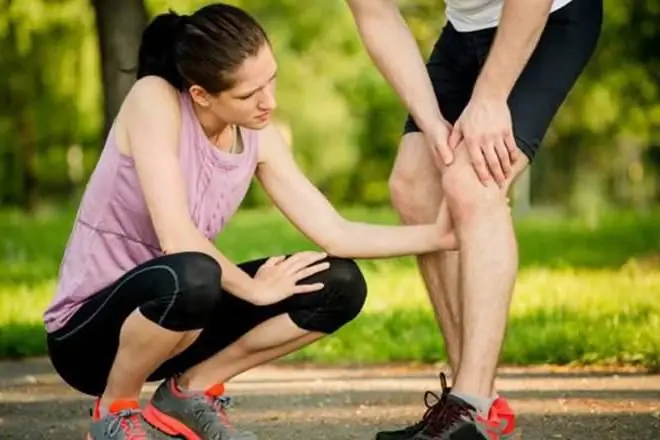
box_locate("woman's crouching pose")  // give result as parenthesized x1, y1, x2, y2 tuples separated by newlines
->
(43, 3, 456, 439)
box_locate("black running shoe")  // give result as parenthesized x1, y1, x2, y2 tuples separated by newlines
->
(375, 372, 452, 440)
(411, 394, 508, 440)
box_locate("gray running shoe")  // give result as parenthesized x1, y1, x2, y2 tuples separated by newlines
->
(142, 376, 257, 440)
(87, 400, 148, 440)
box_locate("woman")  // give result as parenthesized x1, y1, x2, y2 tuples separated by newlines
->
(43, 3, 456, 440)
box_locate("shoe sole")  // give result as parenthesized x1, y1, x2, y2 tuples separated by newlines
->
(142, 403, 202, 440)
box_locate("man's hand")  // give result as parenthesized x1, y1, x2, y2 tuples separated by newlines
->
(443, 0, 552, 186)
(448, 97, 518, 186)
(425, 118, 454, 169)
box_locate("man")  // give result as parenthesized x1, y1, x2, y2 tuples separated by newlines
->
(345, 0, 603, 438)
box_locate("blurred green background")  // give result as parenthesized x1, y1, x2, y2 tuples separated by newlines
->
(0, 0, 659, 369)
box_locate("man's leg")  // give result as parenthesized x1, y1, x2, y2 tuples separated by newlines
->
(411, 1, 603, 437)
(442, 148, 529, 402)
(389, 132, 461, 373)
(447, 0, 603, 407)
(375, 21, 492, 440)
(388, 18, 479, 379)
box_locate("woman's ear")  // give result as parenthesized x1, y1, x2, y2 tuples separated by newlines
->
(188, 84, 213, 108)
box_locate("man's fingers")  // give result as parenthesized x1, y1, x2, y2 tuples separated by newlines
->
(437, 143, 454, 166)
(495, 139, 511, 179)
(473, 156, 492, 186)
(483, 143, 505, 185)
(505, 132, 518, 163)
(465, 138, 491, 185)
(448, 125, 462, 151)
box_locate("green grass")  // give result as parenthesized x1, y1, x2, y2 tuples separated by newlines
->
(1, 205, 660, 369)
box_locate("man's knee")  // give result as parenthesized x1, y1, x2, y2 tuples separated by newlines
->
(389, 169, 419, 219)
(389, 134, 442, 223)
(441, 155, 509, 224)
(289, 258, 367, 334)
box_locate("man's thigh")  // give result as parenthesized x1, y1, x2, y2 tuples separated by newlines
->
(474, 0, 603, 162)
(395, 22, 478, 220)
(403, 22, 478, 133)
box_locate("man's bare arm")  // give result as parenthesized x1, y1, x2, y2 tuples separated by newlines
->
(472, 0, 553, 100)
(345, 0, 445, 134)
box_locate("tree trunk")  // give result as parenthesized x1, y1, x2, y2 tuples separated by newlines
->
(7, 6, 38, 213)
(90, 0, 149, 138)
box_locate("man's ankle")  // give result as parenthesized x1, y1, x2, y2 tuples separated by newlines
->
(449, 390, 494, 415)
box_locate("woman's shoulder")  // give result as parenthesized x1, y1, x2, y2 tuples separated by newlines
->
(123, 76, 183, 116)
(113, 76, 185, 155)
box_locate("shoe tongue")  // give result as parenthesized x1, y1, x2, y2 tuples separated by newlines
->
(108, 399, 140, 414)
(205, 383, 226, 397)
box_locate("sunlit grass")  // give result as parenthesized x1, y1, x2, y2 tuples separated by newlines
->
(1, 206, 659, 368)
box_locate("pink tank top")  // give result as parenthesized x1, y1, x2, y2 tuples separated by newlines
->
(43, 92, 259, 332)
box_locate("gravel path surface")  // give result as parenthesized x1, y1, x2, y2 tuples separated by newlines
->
(1, 359, 659, 439)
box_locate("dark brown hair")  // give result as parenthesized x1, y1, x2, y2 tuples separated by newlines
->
(136, 3, 269, 93)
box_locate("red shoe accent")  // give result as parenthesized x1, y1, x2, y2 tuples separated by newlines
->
(475, 414, 510, 440)
(205, 383, 225, 397)
(90, 398, 145, 440)
(92, 398, 140, 420)
(143, 403, 202, 440)
(108, 399, 140, 413)
(92, 399, 102, 421)
(489, 396, 516, 436)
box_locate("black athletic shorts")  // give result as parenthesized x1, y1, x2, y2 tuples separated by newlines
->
(404, 0, 603, 161)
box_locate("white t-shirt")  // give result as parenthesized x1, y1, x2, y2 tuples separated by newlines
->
(445, 0, 574, 32)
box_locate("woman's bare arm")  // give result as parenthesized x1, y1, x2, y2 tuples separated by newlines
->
(256, 124, 456, 259)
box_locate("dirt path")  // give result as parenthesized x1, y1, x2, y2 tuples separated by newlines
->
(1, 358, 659, 439)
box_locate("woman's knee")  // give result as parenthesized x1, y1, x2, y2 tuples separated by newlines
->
(141, 251, 222, 332)
(290, 257, 367, 334)
(326, 258, 368, 323)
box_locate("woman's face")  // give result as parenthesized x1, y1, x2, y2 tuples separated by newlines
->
(192, 43, 278, 130)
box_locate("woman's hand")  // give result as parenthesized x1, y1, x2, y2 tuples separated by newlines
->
(250, 251, 331, 306)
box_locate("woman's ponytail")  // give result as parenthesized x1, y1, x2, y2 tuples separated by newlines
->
(136, 10, 187, 90)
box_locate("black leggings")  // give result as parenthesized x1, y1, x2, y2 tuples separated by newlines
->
(46, 252, 367, 396)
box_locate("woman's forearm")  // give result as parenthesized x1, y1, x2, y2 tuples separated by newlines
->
(324, 220, 456, 259)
